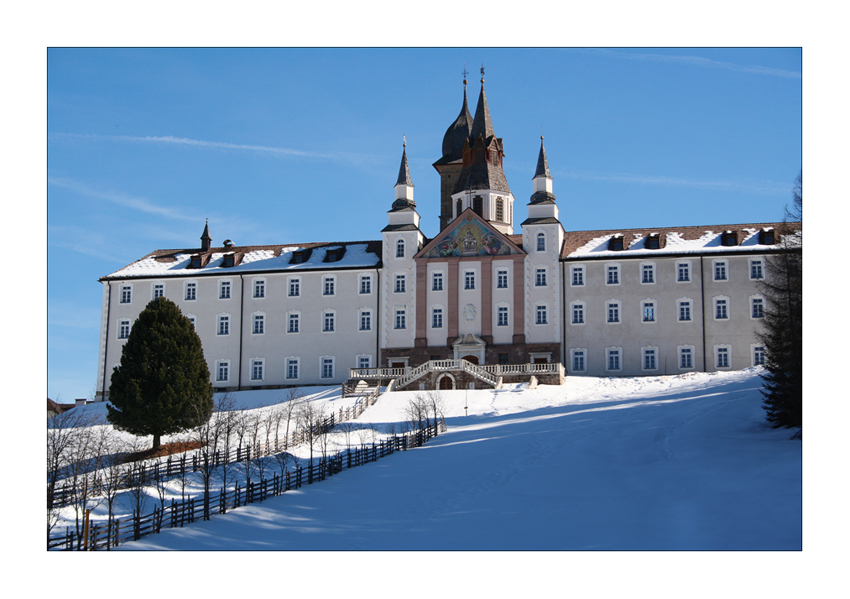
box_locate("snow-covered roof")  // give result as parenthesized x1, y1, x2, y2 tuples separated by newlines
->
(102, 241, 382, 280)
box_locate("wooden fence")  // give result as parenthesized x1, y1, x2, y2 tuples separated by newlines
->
(48, 418, 446, 550)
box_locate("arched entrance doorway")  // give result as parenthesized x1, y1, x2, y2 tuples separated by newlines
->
(437, 374, 456, 390)
(461, 355, 479, 365)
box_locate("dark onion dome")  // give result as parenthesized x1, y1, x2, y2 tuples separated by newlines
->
(435, 83, 473, 166)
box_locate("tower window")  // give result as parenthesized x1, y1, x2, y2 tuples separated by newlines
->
(496, 197, 504, 221)
(473, 196, 483, 216)
(396, 239, 405, 258)
(537, 232, 546, 252)
(456, 199, 462, 217)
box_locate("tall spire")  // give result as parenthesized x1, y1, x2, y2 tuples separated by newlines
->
(470, 65, 495, 142)
(530, 137, 556, 205)
(200, 219, 212, 251)
(395, 138, 413, 187)
(392, 139, 415, 210)
(534, 136, 552, 180)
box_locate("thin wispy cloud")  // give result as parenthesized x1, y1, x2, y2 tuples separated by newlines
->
(560, 171, 789, 195)
(583, 49, 801, 79)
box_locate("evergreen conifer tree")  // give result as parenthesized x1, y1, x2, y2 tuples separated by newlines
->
(758, 172, 802, 429)
(107, 297, 214, 450)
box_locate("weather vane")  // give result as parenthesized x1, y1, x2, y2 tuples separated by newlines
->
(480, 63, 485, 82)
(403, 134, 406, 148)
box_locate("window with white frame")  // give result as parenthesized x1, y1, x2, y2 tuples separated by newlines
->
(641, 262, 656, 284)
(497, 269, 508, 289)
(395, 309, 407, 329)
(286, 358, 300, 380)
(323, 276, 335, 296)
(750, 258, 764, 280)
(186, 314, 196, 329)
(535, 267, 547, 287)
(321, 357, 334, 379)
(642, 300, 656, 322)
(571, 302, 585, 325)
(219, 280, 232, 299)
(715, 297, 729, 320)
(753, 345, 766, 366)
(716, 346, 730, 369)
(359, 274, 372, 295)
(394, 273, 406, 293)
(678, 299, 693, 322)
(642, 347, 658, 371)
(251, 359, 264, 381)
(535, 304, 548, 325)
(185, 282, 197, 301)
(358, 355, 372, 370)
(432, 271, 444, 291)
(288, 312, 300, 333)
(432, 307, 443, 329)
(217, 314, 230, 335)
(216, 361, 230, 382)
(497, 305, 509, 327)
(153, 283, 164, 299)
(464, 270, 475, 290)
(679, 346, 694, 369)
(571, 349, 586, 372)
(252, 313, 265, 335)
(606, 264, 620, 285)
(607, 301, 621, 323)
(571, 265, 585, 286)
(323, 311, 335, 332)
(714, 260, 728, 281)
(120, 285, 132, 304)
(359, 309, 372, 331)
(288, 277, 301, 297)
(537, 232, 546, 252)
(606, 348, 622, 371)
(751, 296, 765, 319)
(396, 239, 405, 258)
(253, 279, 265, 299)
(677, 261, 691, 283)
(118, 318, 131, 339)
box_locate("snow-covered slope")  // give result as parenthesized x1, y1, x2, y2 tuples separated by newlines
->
(121, 368, 801, 551)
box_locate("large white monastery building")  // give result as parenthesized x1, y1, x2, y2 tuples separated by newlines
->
(95, 75, 791, 399)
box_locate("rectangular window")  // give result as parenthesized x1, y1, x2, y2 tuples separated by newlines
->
(323, 277, 335, 296)
(752, 298, 764, 318)
(606, 265, 619, 285)
(753, 346, 766, 366)
(643, 302, 655, 322)
(607, 302, 620, 323)
(607, 349, 621, 371)
(750, 259, 764, 280)
(321, 358, 334, 379)
(323, 312, 335, 332)
(360, 310, 372, 331)
(218, 315, 230, 335)
(497, 306, 508, 327)
(153, 283, 164, 299)
(572, 303, 584, 324)
(289, 278, 300, 297)
(717, 347, 730, 368)
(572, 350, 585, 372)
(395, 274, 406, 293)
(432, 272, 443, 291)
(677, 262, 691, 282)
(253, 314, 264, 335)
(359, 275, 371, 294)
(537, 233, 546, 252)
(715, 299, 728, 319)
(535, 268, 547, 287)
(358, 356, 371, 369)
(496, 199, 504, 222)
(120, 285, 132, 304)
(535, 304, 548, 325)
(679, 301, 692, 322)
(643, 348, 657, 370)
(642, 264, 655, 284)
(396, 240, 405, 258)
(432, 308, 443, 329)
(571, 267, 584, 286)
(714, 261, 728, 281)
(499, 353, 510, 365)
(251, 360, 264, 381)
(497, 270, 508, 289)
(680, 348, 693, 369)
(288, 313, 300, 333)
(185, 282, 196, 301)
(395, 309, 406, 330)
(220, 281, 231, 299)
(286, 359, 299, 380)
(464, 271, 475, 290)
(118, 319, 130, 339)
(253, 280, 265, 298)
(217, 362, 229, 382)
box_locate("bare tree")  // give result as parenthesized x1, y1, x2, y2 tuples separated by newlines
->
(406, 394, 429, 431)
(47, 407, 95, 539)
(296, 399, 326, 473)
(424, 390, 446, 430)
(282, 387, 303, 448)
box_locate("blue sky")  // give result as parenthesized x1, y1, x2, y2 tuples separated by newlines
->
(46, 47, 801, 402)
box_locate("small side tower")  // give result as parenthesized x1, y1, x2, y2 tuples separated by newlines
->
(200, 219, 212, 251)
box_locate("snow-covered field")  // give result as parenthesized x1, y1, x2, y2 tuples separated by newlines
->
(101, 367, 800, 551)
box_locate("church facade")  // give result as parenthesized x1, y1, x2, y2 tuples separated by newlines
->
(95, 76, 789, 400)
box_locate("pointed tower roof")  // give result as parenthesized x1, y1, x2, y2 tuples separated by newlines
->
(435, 78, 474, 166)
(533, 136, 552, 179)
(529, 137, 557, 206)
(200, 219, 212, 251)
(395, 145, 414, 187)
(470, 77, 495, 143)
(391, 141, 416, 211)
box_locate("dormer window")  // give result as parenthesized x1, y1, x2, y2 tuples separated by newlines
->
(189, 254, 202, 269)
(324, 247, 346, 263)
(759, 228, 776, 245)
(645, 233, 661, 250)
(290, 248, 312, 264)
(222, 253, 235, 268)
(608, 235, 624, 251)
(720, 231, 738, 246)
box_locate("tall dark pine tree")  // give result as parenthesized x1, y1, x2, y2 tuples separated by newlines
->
(758, 172, 802, 429)
(107, 297, 214, 450)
